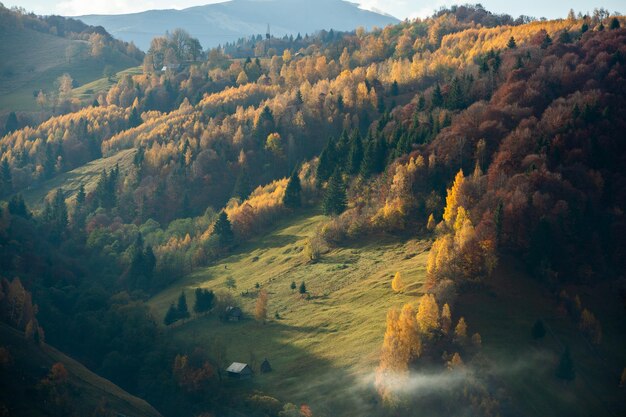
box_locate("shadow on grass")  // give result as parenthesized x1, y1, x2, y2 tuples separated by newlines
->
(172, 315, 383, 417)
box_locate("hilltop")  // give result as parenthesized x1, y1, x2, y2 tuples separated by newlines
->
(76, 0, 400, 50)
(0, 5, 142, 113)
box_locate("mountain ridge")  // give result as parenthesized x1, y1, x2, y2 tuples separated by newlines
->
(75, 0, 400, 51)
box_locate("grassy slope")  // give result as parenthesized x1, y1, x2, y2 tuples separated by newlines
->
(457, 258, 626, 417)
(19, 148, 136, 209)
(149, 209, 430, 415)
(0, 27, 139, 113)
(149, 209, 626, 417)
(0, 323, 162, 417)
(73, 66, 143, 101)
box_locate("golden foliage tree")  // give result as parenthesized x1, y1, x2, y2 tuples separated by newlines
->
(416, 293, 440, 336)
(255, 289, 268, 323)
(375, 308, 404, 403)
(443, 169, 465, 226)
(454, 317, 468, 343)
(391, 272, 405, 292)
(441, 303, 452, 334)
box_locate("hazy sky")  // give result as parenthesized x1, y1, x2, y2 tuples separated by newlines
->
(6, 0, 624, 19)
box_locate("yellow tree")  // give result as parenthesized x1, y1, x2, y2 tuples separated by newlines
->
(454, 317, 468, 343)
(416, 294, 439, 336)
(255, 289, 268, 323)
(443, 169, 465, 225)
(391, 272, 405, 292)
(375, 308, 406, 403)
(398, 303, 421, 358)
(441, 303, 452, 334)
(427, 213, 436, 231)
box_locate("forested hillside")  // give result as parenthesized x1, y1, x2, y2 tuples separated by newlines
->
(1, 4, 625, 417)
(0, 5, 142, 119)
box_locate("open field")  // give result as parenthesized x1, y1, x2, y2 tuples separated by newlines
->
(149, 209, 431, 415)
(18, 148, 136, 209)
(0, 28, 139, 113)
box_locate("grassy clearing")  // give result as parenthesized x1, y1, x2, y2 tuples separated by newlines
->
(149, 209, 430, 415)
(457, 259, 626, 417)
(18, 149, 136, 209)
(72, 66, 143, 102)
(148, 209, 625, 416)
(0, 28, 139, 113)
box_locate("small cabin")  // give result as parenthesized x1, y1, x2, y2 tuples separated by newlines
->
(226, 362, 253, 379)
(260, 358, 272, 373)
(225, 306, 242, 322)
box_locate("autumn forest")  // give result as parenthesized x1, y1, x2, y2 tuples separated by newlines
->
(0, 2, 625, 417)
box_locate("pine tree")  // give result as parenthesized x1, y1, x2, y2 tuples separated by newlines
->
(8, 194, 29, 218)
(177, 292, 190, 320)
(129, 107, 142, 128)
(283, 168, 302, 208)
(391, 80, 399, 96)
(50, 189, 68, 241)
(360, 138, 377, 178)
(214, 211, 234, 246)
(555, 347, 575, 380)
(391, 272, 405, 292)
(194, 288, 215, 313)
(233, 168, 252, 200)
(143, 245, 156, 279)
(299, 281, 307, 294)
(4, 112, 18, 134)
(164, 303, 178, 325)
(507, 36, 517, 49)
(431, 83, 443, 108)
(610, 17, 620, 29)
(347, 130, 364, 175)
(316, 138, 336, 186)
(322, 169, 347, 216)
(0, 158, 12, 196)
(541, 33, 552, 49)
(290, 281, 296, 291)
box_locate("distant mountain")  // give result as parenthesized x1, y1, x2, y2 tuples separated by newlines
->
(76, 0, 400, 51)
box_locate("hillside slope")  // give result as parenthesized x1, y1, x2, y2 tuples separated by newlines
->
(149, 209, 430, 415)
(0, 22, 141, 113)
(0, 323, 162, 417)
(76, 0, 399, 50)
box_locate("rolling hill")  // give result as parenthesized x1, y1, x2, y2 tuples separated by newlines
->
(0, 5, 142, 113)
(148, 210, 626, 417)
(75, 0, 400, 51)
(0, 323, 162, 417)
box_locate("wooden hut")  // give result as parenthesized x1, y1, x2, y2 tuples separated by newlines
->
(226, 362, 253, 379)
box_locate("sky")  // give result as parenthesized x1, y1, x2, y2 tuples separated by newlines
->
(6, 0, 624, 19)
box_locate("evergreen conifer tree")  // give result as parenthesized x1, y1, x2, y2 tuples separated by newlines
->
(177, 291, 190, 320)
(507, 36, 517, 49)
(283, 167, 302, 208)
(323, 169, 347, 215)
(214, 211, 234, 246)
(164, 303, 178, 325)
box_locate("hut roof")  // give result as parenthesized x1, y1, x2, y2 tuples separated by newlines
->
(226, 362, 250, 373)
